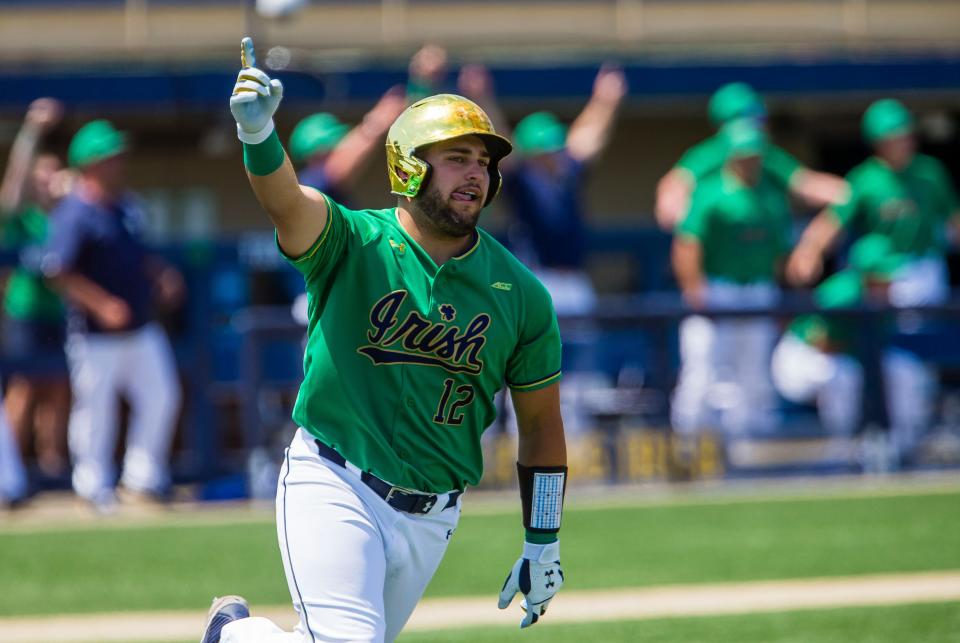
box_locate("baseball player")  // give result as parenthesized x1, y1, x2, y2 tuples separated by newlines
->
(0, 407, 27, 507)
(457, 64, 626, 437)
(289, 88, 405, 207)
(39, 119, 184, 513)
(202, 38, 568, 643)
(772, 234, 933, 462)
(655, 82, 847, 230)
(0, 98, 71, 479)
(671, 119, 792, 438)
(458, 63, 626, 318)
(787, 98, 960, 306)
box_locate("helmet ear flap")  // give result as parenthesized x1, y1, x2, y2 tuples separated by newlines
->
(407, 159, 433, 197)
(387, 142, 431, 198)
(485, 160, 502, 207)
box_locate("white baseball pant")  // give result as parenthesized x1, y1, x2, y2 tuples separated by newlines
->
(889, 256, 949, 307)
(771, 334, 934, 454)
(0, 389, 28, 502)
(535, 267, 600, 436)
(771, 333, 864, 437)
(222, 428, 461, 643)
(67, 322, 181, 502)
(671, 280, 779, 437)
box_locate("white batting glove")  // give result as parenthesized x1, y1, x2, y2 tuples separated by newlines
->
(498, 540, 563, 628)
(230, 37, 284, 144)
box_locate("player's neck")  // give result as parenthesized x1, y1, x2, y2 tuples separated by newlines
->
(397, 206, 474, 266)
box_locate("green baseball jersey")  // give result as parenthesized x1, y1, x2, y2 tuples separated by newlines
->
(828, 154, 960, 257)
(1, 204, 64, 322)
(678, 169, 792, 283)
(675, 134, 803, 189)
(281, 195, 563, 494)
(788, 270, 862, 354)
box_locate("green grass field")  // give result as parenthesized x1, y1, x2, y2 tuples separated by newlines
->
(139, 601, 960, 643)
(2, 483, 959, 619)
(396, 601, 960, 643)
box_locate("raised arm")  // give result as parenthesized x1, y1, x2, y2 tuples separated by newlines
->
(655, 167, 696, 231)
(0, 98, 63, 213)
(322, 86, 406, 189)
(566, 66, 628, 164)
(407, 44, 448, 102)
(230, 37, 327, 258)
(457, 64, 515, 171)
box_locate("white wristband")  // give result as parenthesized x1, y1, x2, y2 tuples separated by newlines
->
(237, 119, 275, 144)
(522, 539, 560, 563)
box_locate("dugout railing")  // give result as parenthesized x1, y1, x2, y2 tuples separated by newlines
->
(221, 295, 960, 495)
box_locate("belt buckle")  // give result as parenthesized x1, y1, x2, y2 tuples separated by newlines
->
(385, 485, 437, 514)
(384, 486, 401, 504)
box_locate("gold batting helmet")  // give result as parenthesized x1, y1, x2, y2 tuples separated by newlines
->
(386, 94, 512, 207)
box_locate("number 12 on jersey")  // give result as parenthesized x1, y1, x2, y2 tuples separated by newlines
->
(434, 379, 475, 425)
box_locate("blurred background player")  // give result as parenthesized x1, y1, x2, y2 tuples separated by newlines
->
(0, 97, 72, 480)
(773, 234, 934, 464)
(0, 398, 26, 508)
(290, 43, 449, 207)
(671, 119, 792, 440)
(788, 98, 960, 307)
(655, 81, 847, 231)
(288, 89, 405, 207)
(460, 63, 627, 317)
(459, 63, 627, 435)
(39, 119, 184, 512)
(405, 43, 449, 102)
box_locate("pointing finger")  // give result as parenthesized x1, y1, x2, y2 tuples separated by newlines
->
(241, 36, 256, 69)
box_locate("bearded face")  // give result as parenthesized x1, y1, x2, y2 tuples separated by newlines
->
(409, 135, 491, 238)
(414, 181, 483, 237)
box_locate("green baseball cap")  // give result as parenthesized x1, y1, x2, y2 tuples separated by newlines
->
(849, 233, 905, 279)
(513, 111, 568, 156)
(862, 99, 914, 144)
(68, 119, 128, 169)
(721, 118, 768, 159)
(708, 82, 766, 127)
(289, 113, 350, 163)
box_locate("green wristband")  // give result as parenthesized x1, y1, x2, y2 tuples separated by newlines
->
(243, 130, 286, 176)
(525, 530, 558, 544)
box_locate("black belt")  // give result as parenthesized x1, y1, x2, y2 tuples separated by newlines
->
(314, 440, 461, 515)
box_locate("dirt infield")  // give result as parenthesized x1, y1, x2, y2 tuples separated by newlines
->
(2, 570, 959, 642)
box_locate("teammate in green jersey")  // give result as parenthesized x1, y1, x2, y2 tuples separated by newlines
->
(202, 39, 568, 643)
(671, 119, 792, 438)
(772, 234, 932, 464)
(0, 97, 70, 493)
(788, 98, 960, 306)
(655, 82, 847, 230)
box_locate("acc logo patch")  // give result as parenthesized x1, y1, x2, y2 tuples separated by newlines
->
(491, 282, 512, 291)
